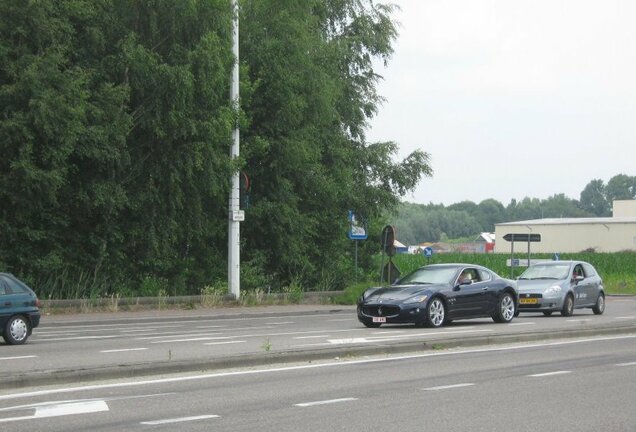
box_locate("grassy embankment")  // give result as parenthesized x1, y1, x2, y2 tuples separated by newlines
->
(335, 252, 636, 304)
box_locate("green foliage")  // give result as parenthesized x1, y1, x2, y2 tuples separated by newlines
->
(1, 0, 432, 298)
(333, 280, 375, 305)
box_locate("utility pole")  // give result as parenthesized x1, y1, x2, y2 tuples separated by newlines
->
(228, 0, 241, 300)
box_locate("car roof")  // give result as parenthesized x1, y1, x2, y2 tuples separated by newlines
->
(420, 263, 488, 270)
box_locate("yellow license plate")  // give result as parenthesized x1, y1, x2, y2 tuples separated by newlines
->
(519, 298, 538, 305)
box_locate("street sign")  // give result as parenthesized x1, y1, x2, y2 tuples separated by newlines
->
(381, 225, 396, 256)
(347, 210, 368, 240)
(503, 233, 541, 242)
(423, 247, 433, 257)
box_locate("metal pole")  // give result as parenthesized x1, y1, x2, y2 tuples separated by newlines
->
(510, 238, 514, 279)
(228, 0, 240, 300)
(355, 240, 358, 283)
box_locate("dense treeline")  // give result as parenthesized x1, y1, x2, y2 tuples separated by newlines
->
(0, 0, 432, 298)
(394, 174, 636, 245)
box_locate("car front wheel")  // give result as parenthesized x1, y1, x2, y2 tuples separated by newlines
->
(3, 315, 30, 345)
(492, 293, 515, 323)
(426, 298, 446, 328)
(561, 294, 574, 317)
(592, 293, 605, 315)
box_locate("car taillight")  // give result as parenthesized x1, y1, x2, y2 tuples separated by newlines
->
(35, 298, 42, 308)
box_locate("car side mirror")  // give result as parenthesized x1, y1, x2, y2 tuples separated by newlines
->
(572, 275, 584, 283)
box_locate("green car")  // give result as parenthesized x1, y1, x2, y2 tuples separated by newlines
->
(0, 273, 41, 345)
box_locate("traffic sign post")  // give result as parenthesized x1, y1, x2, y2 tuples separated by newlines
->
(423, 246, 433, 264)
(502, 233, 542, 278)
(347, 211, 368, 282)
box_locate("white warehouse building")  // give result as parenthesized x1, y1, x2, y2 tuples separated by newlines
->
(494, 200, 636, 253)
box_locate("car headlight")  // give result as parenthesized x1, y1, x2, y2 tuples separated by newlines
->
(544, 285, 562, 298)
(404, 295, 428, 304)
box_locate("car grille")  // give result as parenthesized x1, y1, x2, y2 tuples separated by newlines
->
(362, 305, 400, 317)
(519, 293, 543, 298)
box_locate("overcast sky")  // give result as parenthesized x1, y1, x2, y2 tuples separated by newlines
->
(367, 0, 636, 206)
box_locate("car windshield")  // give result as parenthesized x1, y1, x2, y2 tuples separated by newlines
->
(397, 267, 459, 285)
(518, 264, 570, 280)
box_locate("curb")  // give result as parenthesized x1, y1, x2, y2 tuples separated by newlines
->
(3, 323, 635, 390)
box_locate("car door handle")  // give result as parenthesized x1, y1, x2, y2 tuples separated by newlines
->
(3, 302, 11, 306)
(482, 288, 489, 291)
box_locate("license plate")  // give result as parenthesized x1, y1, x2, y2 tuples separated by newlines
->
(519, 298, 538, 305)
(373, 317, 386, 323)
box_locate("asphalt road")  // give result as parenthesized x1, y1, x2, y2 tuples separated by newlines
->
(1, 297, 634, 389)
(0, 334, 634, 431)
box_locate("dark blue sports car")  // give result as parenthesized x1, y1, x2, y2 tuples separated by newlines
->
(357, 263, 518, 328)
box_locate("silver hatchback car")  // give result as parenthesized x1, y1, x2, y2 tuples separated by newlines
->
(516, 260, 605, 316)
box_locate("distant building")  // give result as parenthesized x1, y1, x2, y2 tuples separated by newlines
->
(614, 200, 636, 217)
(495, 200, 636, 253)
(474, 232, 495, 253)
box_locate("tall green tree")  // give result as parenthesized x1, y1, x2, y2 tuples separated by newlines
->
(580, 179, 610, 216)
(606, 174, 636, 203)
(239, 0, 431, 287)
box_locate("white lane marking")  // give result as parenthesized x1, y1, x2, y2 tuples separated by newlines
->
(371, 330, 409, 335)
(509, 322, 536, 326)
(615, 316, 635, 320)
(151, 336, 234, 344)
(529, 371, 572, 377)
(38, 323, 184, 332)
(42, 313, 347, 331)
(0, 355, 37, 361)
(295, 398, 358, 407)
(293, 335, 330, 339)
(616, 362, 636, 367)
(195, 325, 228, 329)
(101, 348, 149, 353)
(140, 327, 365, 342)
(0, 400, 109, 423)
(266, 322, 295, 325)
(2, 334, 634, 402)
(137, 332, 224, 341)
(566, 319, 591, 323)
(40, 335, 119, 342)
(140, 414, 219, 425)
(424, 383, 474, 391)
(203, 340, 246, 346)
(326, 329, 493, 345)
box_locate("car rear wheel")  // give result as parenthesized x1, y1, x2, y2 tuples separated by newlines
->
(3, 315, 30, 345)
(561, 294, 574, 317)
(492, 293, 515, 323)
(592, 293, 605, 315)
(426, 298, 445, 328)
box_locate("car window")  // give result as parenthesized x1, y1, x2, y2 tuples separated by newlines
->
(582, 263, 597, 277)
(458, 268, 480, 283)
(399, 267, 459, 285)
(519, 264, 570, 280)
(3, 275, 28, 294)
(573, 265, 585, 279)
(478, 269, 492, 282)
(0, 279, 6, 296)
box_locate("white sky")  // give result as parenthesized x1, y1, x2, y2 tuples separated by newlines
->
(367, 0, 636, 206)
